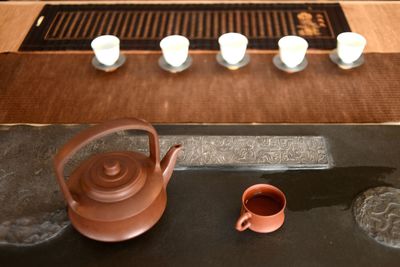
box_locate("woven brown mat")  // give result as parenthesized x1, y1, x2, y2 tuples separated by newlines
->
(0, 53, 399, 123)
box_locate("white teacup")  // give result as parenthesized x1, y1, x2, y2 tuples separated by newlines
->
(160, 35, 190, 67)
(337, 32, 367, 64)
(278, 36, 308, 68)
(218, 33, 248, 65)
(91, 35, 120, 66)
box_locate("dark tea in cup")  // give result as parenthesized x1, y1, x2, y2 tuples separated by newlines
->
(236, 184, 286, 233)
(245, 194, 283, 216)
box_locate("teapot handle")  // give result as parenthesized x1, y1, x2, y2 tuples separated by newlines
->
(54, 118, 160, 208)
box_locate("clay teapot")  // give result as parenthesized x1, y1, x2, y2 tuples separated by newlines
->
(54, 118, 182, 242)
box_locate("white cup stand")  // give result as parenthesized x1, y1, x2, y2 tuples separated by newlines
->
(330, 32, 366, 70)
(91, 35, 125, 72)
(217, 33, 250, 70)
(273, 36, 308, 73)
(159, 35, 192, 73)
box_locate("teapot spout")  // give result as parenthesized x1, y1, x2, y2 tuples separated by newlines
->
(160, 144, 183, 187)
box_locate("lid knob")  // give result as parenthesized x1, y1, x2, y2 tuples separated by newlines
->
(103, 160, 121, 176)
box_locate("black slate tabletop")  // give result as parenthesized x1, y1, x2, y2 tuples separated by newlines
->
(0, 124, 400, 266)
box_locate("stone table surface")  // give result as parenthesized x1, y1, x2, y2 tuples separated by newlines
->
(0, 124, 400, 266)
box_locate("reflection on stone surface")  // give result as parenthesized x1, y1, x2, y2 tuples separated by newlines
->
(353, 187, 400, 248)
(0, 209, 69, 246)
(0, 125, 331, 246)
(262, 167, 394, 212)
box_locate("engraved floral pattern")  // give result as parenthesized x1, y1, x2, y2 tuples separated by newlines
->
(159, 136, 328, 168)
(353, 187, 400, 248)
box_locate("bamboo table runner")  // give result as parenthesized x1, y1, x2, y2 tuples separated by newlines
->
(1, 2, 400, 124)
(1, 53, 399, 123)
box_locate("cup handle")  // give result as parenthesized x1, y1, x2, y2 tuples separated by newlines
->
(236, 212, 252, 231)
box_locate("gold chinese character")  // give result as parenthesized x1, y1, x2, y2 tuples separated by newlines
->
(297, 12, 321, 36)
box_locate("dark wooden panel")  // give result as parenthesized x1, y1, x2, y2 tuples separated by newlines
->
(20, 3, 350, 51)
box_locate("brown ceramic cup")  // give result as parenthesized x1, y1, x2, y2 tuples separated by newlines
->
(236, 184, 286, 233)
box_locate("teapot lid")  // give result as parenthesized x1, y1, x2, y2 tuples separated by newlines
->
(79, 152, 146, 203)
